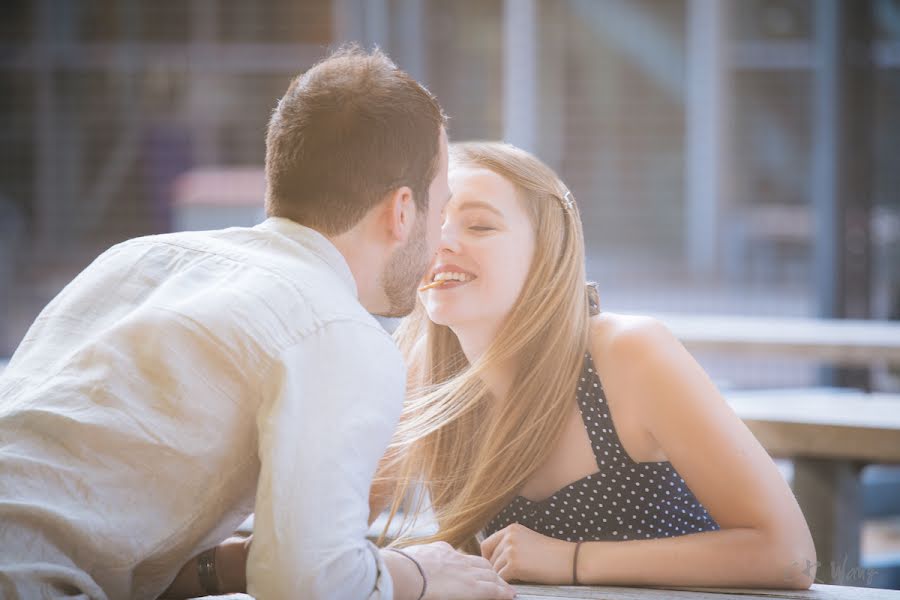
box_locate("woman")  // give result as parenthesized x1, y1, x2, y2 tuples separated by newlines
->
(166, 142, 816, 596)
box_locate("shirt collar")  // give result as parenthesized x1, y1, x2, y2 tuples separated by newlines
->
(254, 217, 358, 298)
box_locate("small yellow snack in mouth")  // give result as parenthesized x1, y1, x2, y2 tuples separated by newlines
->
(418, 280, 446, 292)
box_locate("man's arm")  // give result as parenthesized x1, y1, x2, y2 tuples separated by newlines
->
(247, 319, 405, 600)
(166, 316, 514, 600)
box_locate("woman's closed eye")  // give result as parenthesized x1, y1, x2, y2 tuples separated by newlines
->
(468, 225, 495, 232)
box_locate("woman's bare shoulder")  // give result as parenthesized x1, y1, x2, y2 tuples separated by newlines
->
(586, 313, 674, 461)
(589, 311, 664, 355)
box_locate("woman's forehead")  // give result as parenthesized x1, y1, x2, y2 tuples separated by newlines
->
(447, 166, 518, 212)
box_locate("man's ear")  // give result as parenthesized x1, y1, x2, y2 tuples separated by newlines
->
(383, 185, 416, 245)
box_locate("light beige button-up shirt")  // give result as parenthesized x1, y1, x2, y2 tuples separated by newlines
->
(0, 217, 404, 599)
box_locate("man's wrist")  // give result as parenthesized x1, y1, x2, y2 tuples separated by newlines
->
(197, 547, 220, 595)
(215, 536, 250, 593)
(380, 547, 426, 600)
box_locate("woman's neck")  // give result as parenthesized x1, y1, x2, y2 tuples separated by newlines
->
(451, 321, 517, 401)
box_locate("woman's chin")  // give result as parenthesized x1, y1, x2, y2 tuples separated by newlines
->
(424, 306, 466, 328)
(425, 311, 454, 327)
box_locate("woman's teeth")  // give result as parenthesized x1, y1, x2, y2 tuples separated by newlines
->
(433, 272, 474, 282)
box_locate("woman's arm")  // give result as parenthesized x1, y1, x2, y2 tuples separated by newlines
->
(482, 316, 816, 589)
(576, 523, 814, 588)
(482, 521, 814, 589)
(584, 316, 816, 588)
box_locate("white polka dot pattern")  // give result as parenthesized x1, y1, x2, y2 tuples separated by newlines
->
(483, 352, 720, 542)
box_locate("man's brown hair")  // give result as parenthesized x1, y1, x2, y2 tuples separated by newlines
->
(265, 45, 447, 235)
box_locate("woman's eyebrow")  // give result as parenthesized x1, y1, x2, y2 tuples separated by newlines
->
(456, 200, 504, 218)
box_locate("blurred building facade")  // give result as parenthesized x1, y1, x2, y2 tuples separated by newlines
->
(1, 0, 898, 390)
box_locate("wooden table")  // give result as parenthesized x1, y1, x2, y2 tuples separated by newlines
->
(514, 583, 900, 598)
(726, 389, 900, 586)
(195, 582, 900, 599)
(650, 312, 900, 584)
(652, 313, 900, 366)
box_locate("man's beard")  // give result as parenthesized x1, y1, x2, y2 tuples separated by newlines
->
(376, 214, 429, 318)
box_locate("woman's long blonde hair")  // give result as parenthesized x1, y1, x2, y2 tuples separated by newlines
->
(377, 141, 598, 554)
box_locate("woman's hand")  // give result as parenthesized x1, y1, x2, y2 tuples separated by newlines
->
(480, 523, 575, 585)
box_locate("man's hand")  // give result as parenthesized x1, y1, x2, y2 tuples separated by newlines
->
(395, 541, 517, 599)
(480, 523, 575, 584)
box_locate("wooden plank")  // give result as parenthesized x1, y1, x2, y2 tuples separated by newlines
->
(652, 313, 900, 366)
(736, 422, 900, 464)
(727, 392, 900, 430)
(726, 392, 900, 463)
(190, 583, 900, 599)
(515, 583, 900, 599)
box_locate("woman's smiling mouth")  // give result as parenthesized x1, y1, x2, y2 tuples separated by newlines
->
(419, 266, 478, 292)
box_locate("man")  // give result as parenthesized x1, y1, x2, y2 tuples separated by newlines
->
(0, 46, 515, 600)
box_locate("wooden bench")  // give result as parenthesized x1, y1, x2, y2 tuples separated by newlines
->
(652, 313, 900, 367)
(646, 312, 900, 582)
(726, 390, 900, 586)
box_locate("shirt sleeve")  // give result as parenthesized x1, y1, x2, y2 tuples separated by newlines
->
(246, 319, 406, 600)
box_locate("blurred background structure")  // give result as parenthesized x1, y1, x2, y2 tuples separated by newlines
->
(1, 0, 899, 589)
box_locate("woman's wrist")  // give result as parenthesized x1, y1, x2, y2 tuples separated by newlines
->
(572, 540, 584, 585)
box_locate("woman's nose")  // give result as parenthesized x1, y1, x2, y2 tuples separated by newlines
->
(438, 223, 461, 253)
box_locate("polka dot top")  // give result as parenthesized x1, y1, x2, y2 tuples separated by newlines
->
(483, 352, 720, 542)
